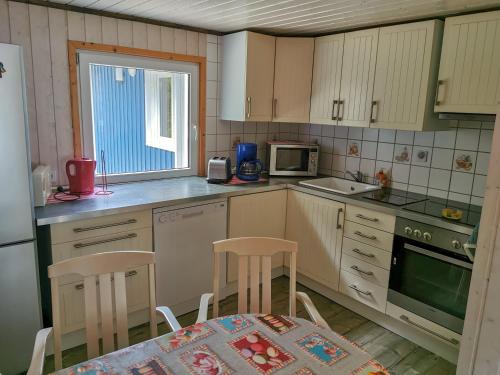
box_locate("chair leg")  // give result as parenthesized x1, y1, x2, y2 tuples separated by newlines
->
(27, 327, 53, 375)
(296, 291, 329, 329)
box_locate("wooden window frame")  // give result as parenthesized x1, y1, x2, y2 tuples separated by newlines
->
(68, 40, 206, 176)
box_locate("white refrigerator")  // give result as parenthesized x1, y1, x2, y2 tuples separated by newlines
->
(0, 43, 42, 374)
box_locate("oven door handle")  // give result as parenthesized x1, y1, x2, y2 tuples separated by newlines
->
(400, 315, 460, 346)
(403, 243, 473, 270)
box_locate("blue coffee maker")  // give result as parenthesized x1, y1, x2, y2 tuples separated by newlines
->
(236, 143, 262, 181)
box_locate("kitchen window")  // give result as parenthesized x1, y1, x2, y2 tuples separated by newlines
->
(77, 51, 199, 182)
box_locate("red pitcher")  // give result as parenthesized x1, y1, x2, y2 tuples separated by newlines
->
(66, 158, 96, 195)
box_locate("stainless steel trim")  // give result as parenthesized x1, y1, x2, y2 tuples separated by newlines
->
(246, 96, 251, 119)
(400, 315, 459, 345)
(336, 208, 343, 229)
(348, 284, 371, 295)
(351, 265, 373, 276)
(331, 100, 338, 120)
(352, 248, 375, 258)
(354, 230, 377, 240)
(438, 113, 496, 122)
(370, 101, 378, 123)
(403, 243, 473, 269)
(434, 79, 444, 106)
(73, 219, 137, 233)
(356, 213, 379, 222)
(73, 233, 138, 248)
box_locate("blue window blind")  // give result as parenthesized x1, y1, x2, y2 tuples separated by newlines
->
(90, 64, 175, 175)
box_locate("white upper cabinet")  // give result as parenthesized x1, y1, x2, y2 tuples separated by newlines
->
(310, 34, 345, 125)
(221, 31, 276, 121)
(371, 20, 446, 131)
(273, 37, 314, 123)
(435, 11, 500, 114)
(338, 28, 379, 128)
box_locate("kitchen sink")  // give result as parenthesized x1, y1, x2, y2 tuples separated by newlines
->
(299, 177, 381, 195)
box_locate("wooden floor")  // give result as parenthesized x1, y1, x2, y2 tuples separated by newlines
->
(45, 276, 456, 374)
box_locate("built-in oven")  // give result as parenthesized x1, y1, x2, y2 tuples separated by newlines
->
(266, 141, 318, 177)
(388, 217, 473, 334)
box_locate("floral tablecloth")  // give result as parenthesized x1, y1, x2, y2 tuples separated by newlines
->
(54, 314, 389, 374)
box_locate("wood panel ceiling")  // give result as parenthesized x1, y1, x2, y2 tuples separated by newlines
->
(47, 0, 500, 35)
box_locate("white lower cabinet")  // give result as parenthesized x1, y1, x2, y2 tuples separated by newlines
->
(339, 271, 388, 313)
(50, 210, 153, 335)
(227, 190, 287, 283)
(285, 190, 345, 290)
(340, 254, 390, 287)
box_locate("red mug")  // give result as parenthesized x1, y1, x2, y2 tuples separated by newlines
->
(66, 158, 96, 195)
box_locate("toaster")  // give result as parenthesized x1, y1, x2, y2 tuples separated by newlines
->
(207, 157, 232, 183)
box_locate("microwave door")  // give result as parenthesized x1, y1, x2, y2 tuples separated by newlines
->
(275, 148, 309, 172)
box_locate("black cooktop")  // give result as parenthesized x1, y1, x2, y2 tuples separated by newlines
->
(363, 189, 428, 206)
(403, 197, 482, 227)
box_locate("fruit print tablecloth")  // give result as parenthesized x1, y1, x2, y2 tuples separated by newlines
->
(53, 314, 389, 375)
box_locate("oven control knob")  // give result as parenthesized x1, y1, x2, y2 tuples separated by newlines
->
(413, 229, 422, 239)
(452, 240, 462, 249)
(423, 232, 432, 241)
(404, 226, 413, 235)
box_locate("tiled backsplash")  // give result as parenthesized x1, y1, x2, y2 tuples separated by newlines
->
(206, 35, 491, 207)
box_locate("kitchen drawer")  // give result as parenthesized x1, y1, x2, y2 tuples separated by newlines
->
(339, 271, 388, 313)
(342, 237, 392, 270)
(344, 221, 394, 251)
(59, 265, 149, 334)
(51, 210, 152, 244)
(52, 227, 152, 285)
(346, 204, 395, 233)
(341, 254, 389, 287)
(386, 302, 461, 347)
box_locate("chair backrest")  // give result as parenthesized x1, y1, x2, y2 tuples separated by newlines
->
(211, 237, 298, 318)
(48, 251, 158, 370)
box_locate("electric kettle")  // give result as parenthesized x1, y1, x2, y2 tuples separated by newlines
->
(66, 158, 96, 195)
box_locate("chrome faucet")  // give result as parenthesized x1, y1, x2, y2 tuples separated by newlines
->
(346, 170, 363, 182)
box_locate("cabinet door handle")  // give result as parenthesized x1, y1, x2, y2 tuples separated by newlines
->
(434, 80, 445, 106)
(337, 100, 344, 121)
(350, 265, 374, 276)
(74, 270, 138, 289)
(354, 230, 377, 240)
(246, 96, 251, 119)
(352, 248, 375, 258)
(73, 233, 137, 248)
(336, 207, 343, 229)
(73, 219, 137, 233)
(331, 100, 338, 120)
(348, 284, 372, 295)
(370, 101, 378, 123)
(356, 213, 379, 222)
(400, 315, 459, 345)
(273, 98, 278, 118)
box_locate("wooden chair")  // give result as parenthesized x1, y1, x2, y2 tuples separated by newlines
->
(196, 237, 329, 328)
(27, 251, 181, 374)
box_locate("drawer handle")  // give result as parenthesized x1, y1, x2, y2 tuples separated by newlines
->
(73, 219, 137, 233)
(400, 315, 459, 345)
(351, 265, 373, 276)
(370, 101, 378, 123)
(336, 208, 343, 229)
(246, 96, 252, 119)
(352, 248, 375, 258)
(354, 230, 377, 240)
(348, 284, 372, 296)
(74, 270, 139, 289)
(356, 213, 379, 222)
(434, 80, 445, 106)
(73, 233, 137, 248)
(331, 100, 338, 120)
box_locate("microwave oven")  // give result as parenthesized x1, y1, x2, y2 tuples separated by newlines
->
(266, 141, 319, 177)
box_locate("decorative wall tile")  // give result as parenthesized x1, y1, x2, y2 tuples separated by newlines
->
(394, 145, 411, 163)
(411, 147, 432, 167)
(347, 140, 361, 157)
(453, 150, 476, 173)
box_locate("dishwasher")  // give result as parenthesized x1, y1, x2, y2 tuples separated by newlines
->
(154, 199, 227, 316)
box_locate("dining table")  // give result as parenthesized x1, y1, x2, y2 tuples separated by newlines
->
(54, 314, 389, 374)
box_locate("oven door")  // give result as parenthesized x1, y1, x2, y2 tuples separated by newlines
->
(388, 236, 472, 334)
(269, 145, 316, 176)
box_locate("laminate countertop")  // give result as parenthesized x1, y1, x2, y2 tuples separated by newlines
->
(35, 176, 480, 235)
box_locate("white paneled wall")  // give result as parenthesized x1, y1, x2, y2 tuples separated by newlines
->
(0, 0, 207, 186)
